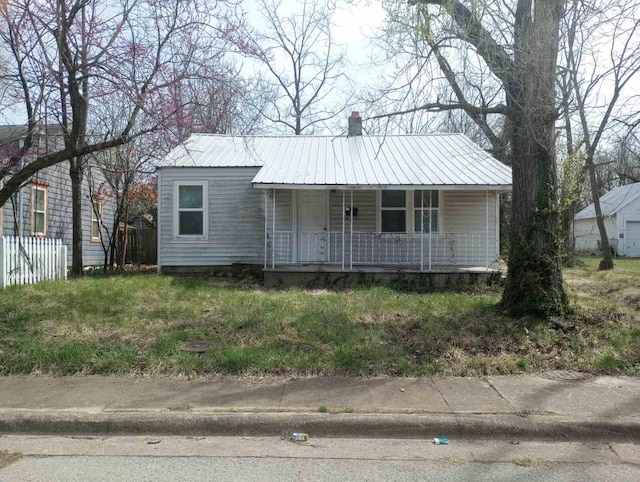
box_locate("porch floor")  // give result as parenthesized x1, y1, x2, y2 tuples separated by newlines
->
(264, 263, 499, 274)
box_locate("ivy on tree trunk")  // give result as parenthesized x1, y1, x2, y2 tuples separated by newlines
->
(411, 0, 570, 317)
(500, 0, 568, 316)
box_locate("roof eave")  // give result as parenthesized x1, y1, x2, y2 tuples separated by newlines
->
(251, 183, 512, 191)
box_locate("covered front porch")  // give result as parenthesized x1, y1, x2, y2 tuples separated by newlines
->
(261, 187, 502, 274)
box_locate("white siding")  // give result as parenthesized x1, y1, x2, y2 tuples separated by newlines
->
(618, 196, 640, 256)
(329, 190, 377, 232)
(574, 216, 618, 253)
(323, 189, 499, 267)
(442, 191, 499, 264)
(159, 167, 263, 267)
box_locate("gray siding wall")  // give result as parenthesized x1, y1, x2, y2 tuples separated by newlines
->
(273, 189, 292, 231)
(159, 167, 264, 267)
(1, 161, 116, 266)
(308, 189, 499, 267)
(156, 180, 502, 268)
(329, 190, 376, 232)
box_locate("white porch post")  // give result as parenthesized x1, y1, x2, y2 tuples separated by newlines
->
(428, 193, 432, 271)
(420, 190, 424, 271)
(264, 190, 268, 269)
(341, 190, 345, 270)
(272, 188, 276, 269)
(350, 189, 354, 271)
(485, 190, 489, 269)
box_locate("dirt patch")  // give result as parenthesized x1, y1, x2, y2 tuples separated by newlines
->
(356, 311, 413, 324)
(621, 287, 640, 312)
(306, 289, 333, 297)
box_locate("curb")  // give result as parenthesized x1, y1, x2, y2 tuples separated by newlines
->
(1, 411, 639, 442)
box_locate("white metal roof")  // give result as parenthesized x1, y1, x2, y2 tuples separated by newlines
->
(575, 182, 640, 220)
(161, 133, 512, 190)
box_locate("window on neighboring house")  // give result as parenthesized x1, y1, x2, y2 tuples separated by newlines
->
(413, 190, 439, 232)
(91, 200, 103, 242)
(380, 190, 407, 232)
(175, 182, 207, 237)
(30, 183, 48, 236)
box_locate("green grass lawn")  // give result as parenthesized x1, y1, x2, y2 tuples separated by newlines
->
(0, 258, 638, 377)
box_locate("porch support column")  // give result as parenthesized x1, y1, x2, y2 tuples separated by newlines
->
(341, 190, 345, 270)
(350, 189, 354, 271)
(264, 190, 268, 269)
(420, 190, 424, 271)
(429, 192, 432, 271)
(272, 188, 276, 269)
(485, 190, 489, 269)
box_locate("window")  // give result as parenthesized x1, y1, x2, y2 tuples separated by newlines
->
(175, 181, 207, 237)
(381, 190, 407, 232)
(91, 200, 103, 242)
(413, 190, 439, 232)
(30, 183, 48, 236)
(378, 190, 441, 233)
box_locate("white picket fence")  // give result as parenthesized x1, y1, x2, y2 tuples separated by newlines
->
(0, 236, 68, 289)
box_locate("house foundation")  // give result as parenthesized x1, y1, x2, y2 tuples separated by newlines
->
(263, 266, 501, 289)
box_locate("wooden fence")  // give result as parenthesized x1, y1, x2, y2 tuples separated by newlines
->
(0, 236, 67, 289)
(116, 229, 157, 265)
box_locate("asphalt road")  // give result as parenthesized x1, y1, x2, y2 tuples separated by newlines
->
(1, 436, 639, 482)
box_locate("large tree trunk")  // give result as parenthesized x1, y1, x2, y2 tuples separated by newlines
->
(500, 0, 568, 317)
(70, 158, 84, 276)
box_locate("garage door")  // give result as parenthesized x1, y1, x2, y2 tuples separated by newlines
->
(627, 221, 640, 257)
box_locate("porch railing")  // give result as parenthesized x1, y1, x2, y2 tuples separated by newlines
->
(269, 231, 494, 269)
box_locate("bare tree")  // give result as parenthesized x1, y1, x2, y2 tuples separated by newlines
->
(0, 0, 245, 272)
(0, 0, 248, 273)
(169, 62, 267, 140)
(562, 0, 640, 270)
(246, 0, 348, 134)
(373, 0, 568, 317)
(364, 1, 508, 158)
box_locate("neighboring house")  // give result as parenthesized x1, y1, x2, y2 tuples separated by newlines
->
(156, 113, 512, 284)
(574, 182, 640, 257)
(0, 125, 116, 266)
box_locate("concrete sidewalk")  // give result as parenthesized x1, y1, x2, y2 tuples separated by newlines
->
(0, 374, 639, 441)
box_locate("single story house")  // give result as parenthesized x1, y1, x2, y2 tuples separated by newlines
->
(157, 113, 512, 286)
(574, 182, 640, 257)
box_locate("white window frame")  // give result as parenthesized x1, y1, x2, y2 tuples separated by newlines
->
(90, 200, 103, 242)
(377, 190, 443, 233)
(30, 183, 48, 237)
(412, 190, 441, 233)
(173, 180, 208, 239)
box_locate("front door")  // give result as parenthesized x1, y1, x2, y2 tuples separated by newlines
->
(297, 190, 328, 262)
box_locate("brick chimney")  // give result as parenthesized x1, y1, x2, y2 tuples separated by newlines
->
(348, 111, 362, 136)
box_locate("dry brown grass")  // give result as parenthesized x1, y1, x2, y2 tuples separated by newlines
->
(0, 450, 23, 469)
